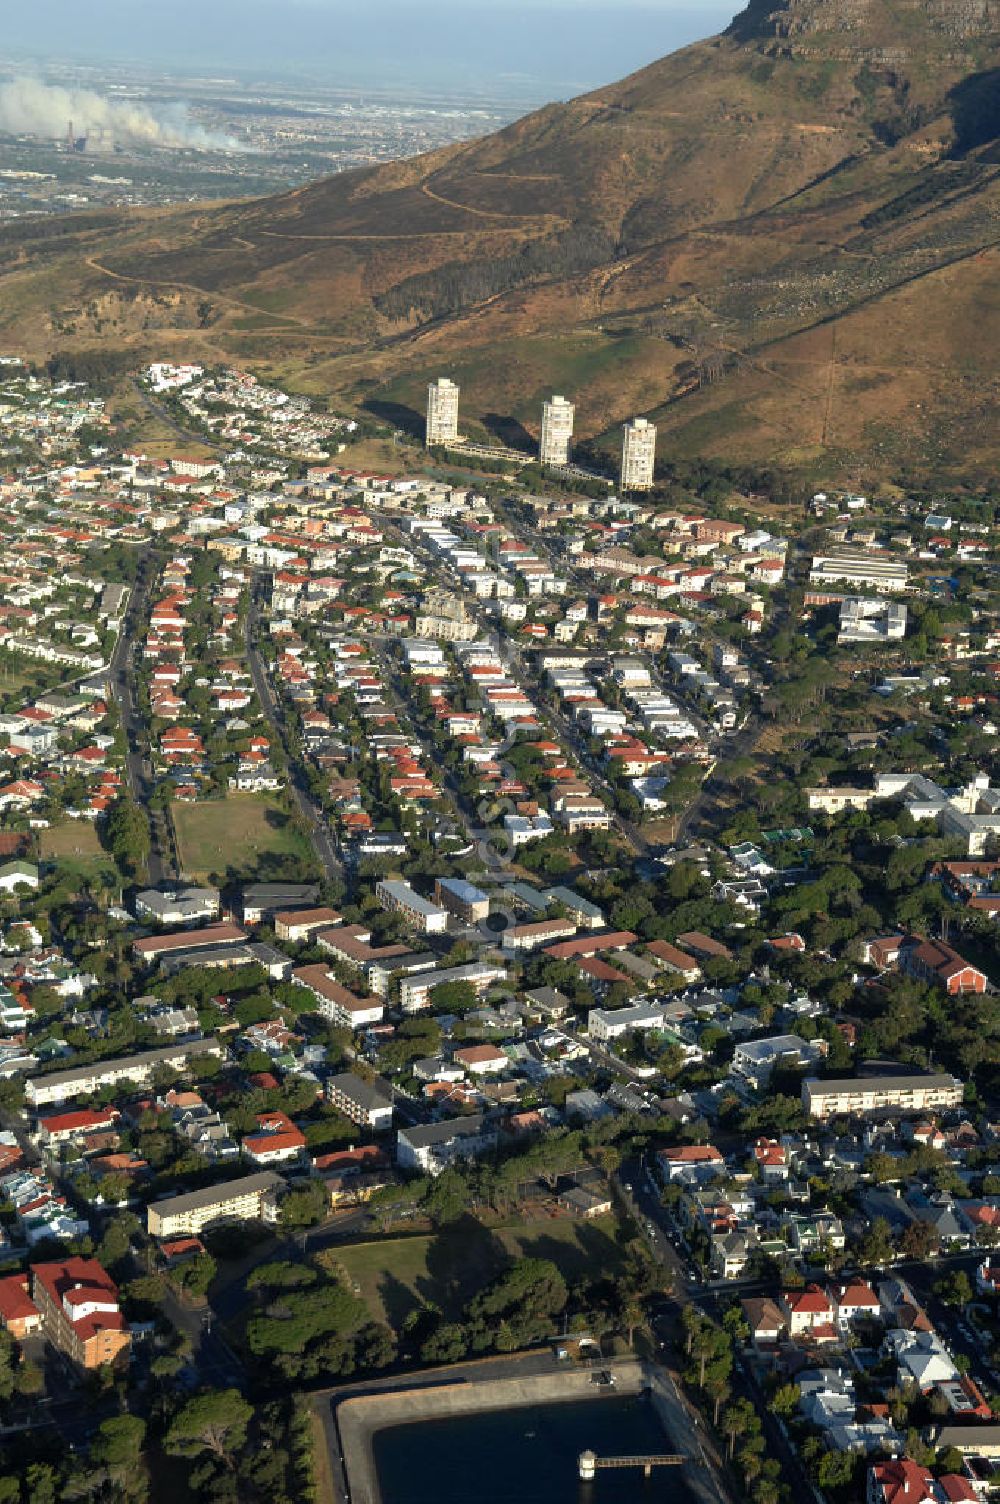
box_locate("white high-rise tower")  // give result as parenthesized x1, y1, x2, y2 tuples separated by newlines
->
(621, 417, 657, 492)
(426, 378, 460, 447)
(539, 395, 574, 467)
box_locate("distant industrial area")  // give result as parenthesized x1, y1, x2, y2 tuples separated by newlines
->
(0, 59, 518, 216)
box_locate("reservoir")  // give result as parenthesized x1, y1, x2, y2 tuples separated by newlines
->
(372, 1393, 698, 1504)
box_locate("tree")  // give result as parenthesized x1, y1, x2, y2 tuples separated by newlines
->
(704, 1368, 731, 1425)
(721, 1399, 756, 1461)
(421, 1322, 468, 1364)
(165, 1389, 252, 1467)
(864, 1151, 899, 1185)
(176, 1252, 217, 1298)
(279, 1178, 327, 1229)
(92, 1414, 146, 1469)
(934, 1269, 973, 1307)
(105, 795, 150, 876)
(938, 1446, 965, 1475)
(428, 980, 478, 1013)
(24, 1466, 57, 1504)
(898, 1220, 941, 1260)
(858, 1216, 895, 1267)
(770, 1382, 800, 1418)
(98, 1213, 137, 1270)
(816, 1449, 856, 1492)
(422, 1169, 469, 1227)
(16, 1361, 43, 1395)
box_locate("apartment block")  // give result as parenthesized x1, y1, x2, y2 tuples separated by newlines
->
(540, 396, 574, 467)
(426, 378, 460, 447)
(147, 1171, 284, 1238)
(621, 417, 657, 492)
(325, 1072, 394, 1131)
(26, 1039, 224, 1108)
(398, 961, 506, 1014)
(32, 1258, 130, 1370)
(375, 880, 448, 934)
(433, 877, 490, 925)
(802, 1074, 964, 1121)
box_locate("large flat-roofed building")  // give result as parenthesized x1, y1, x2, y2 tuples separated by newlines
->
(375, 880, 448, 934)
(147, 1171, 284, 1238)
(806, 772, 1000, 857)
(588, 1003, 666, 1044)
(809, 550, 909, 593)
(434, 877, 489, 925)
(398, 961, 506, 1014)
(802, 1073, 963, 1121)
(291, 966, 384, 1028)
(621, 418, 657, 492)
(241, 882, 320, 925)
(133, 886, 220, 927)
(734, 1034, 828, 1089)
(32, 1257, 130, 1370)
(931, 1425, 1000, 1459)
(396, 1115, 495, 1176)
(274, 907, 342, 943)
(838, 597, 907, 645)
(415, 611, 479, 643)
(807, 787, 879, 815)
(325, 1072, 394, 1131)
(132, 922, 246, 962)
(540, 396, 574, 467)
(26, 1038, 224, 1108)
(426, 378, 460, 447)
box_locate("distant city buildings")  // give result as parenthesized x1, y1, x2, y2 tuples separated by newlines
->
(621, 417, 657, 491)
(426, 378, 460, 447)
(540, 395, 574, 467)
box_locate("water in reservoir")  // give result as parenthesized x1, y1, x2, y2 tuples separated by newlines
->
(372, 1393, 698, 1504)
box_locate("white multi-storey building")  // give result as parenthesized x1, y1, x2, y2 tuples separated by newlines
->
(540, 396, 574, 467)
(802, 1074, 963, 1121)
(621, 417, 657, 491)
(426, 378, 460, 447)
(147, 1172, 284, 1238)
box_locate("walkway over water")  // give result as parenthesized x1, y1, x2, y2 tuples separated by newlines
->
(579, 1449, 685, 1479)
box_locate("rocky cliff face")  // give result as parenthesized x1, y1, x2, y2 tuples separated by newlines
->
(730, 0, 1000, 46)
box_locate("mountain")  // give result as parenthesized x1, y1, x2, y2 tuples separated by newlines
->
(2, 0, 998, 483)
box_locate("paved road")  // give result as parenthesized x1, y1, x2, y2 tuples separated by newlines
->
(161, 1280, 246, 1389)
(128, 377, 227, 455)
(376, 646, 506, 873)
(245, 587, 344, 884)
(108, 548, 175, 885)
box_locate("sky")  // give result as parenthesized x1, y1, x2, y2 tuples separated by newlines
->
(3, 0, 739, 101)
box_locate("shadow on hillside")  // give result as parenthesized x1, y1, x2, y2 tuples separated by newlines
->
(361, 398, 424, 438)
(949, 69, 1000, 155)
(481, 413, 535, 454)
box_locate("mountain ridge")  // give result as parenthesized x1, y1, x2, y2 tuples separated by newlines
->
(0, 0, 997, 483)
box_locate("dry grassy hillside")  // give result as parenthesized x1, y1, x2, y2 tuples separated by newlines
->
(0, 0, 997, 481)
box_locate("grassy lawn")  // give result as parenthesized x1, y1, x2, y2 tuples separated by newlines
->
(171, 792, 314, 884)
(39, 822, 118, 881)
(334, 1211, 627, 1331)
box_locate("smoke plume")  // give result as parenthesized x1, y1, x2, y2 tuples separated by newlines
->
(0, 77, 238, 150)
